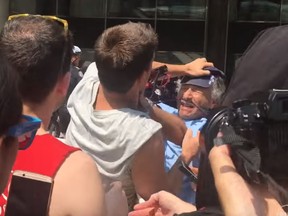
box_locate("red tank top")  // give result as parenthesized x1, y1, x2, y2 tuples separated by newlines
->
(0, 134, 79, 215)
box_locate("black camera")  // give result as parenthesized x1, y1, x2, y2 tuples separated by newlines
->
(202, 89, 288, 186)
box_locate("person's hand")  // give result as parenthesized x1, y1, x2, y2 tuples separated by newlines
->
(183, 58, 214, 77)
(137, 91, 153, 113)
(128, 190, 196, 216)
(181, 129, 200, 164)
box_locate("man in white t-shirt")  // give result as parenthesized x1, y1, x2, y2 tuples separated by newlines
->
(66, 22, 207, 210)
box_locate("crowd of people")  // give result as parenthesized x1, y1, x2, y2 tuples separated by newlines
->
(0, 13, 287, 216)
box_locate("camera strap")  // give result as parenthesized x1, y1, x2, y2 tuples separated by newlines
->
(214, 125, 288, 208)
(213, 125, 262, 184)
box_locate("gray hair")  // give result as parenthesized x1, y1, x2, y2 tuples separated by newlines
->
(176, 77, 226, 105)
(211, 77, 226, 105)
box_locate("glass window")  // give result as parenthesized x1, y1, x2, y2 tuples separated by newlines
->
(157, 0, 206, 20)
(65, 0, 105, 18)
(237, 0, 281, 21)
(156, 20, 205, 52)
(281, 0, 288, 22)
(106, 18, 154, 28)
(155, 51, 202, 64)
(67, 17, 105, 48)
(107, 0, 156, 19)
(9, 0, 56, 15)
(227, 0, 280, 80)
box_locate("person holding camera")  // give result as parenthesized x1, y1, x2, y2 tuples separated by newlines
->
(203, 24, 288, 216)
(209, 142, 285, 216)
(130, 24, 288, 216)
(129, 142, 285, 216)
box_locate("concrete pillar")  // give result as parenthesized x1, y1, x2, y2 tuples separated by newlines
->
(0, 0, 9, 30)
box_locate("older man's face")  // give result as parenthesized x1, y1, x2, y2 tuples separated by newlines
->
(177, 84, 213, 120)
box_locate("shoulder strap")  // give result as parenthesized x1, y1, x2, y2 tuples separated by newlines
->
(213, 125, 262, 184)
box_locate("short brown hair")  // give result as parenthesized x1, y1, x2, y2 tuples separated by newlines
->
(95, 22, 158, 93)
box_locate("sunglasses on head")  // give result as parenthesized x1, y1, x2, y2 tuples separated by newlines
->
(8, 14, 69, 75)
(6, 115, 41, 150)
(8, 14, 68, 35)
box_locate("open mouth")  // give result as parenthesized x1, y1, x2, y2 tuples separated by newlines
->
(180, 99, 195, 108)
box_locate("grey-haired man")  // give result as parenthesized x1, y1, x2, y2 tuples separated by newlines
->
(158, 66, 226, 204)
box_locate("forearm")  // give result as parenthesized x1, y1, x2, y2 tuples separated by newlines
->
(211, 155, 283, 216)
(210, 150, 262, 216)
(152, 58, 212, 78)
(149, 105, 187, 145)
(153, 61, 186, 77)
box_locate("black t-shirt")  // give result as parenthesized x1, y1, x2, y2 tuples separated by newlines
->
(222, 25, 288, 106)
(67, 65, 82, 101)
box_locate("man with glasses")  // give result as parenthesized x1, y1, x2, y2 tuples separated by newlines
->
(0, 15, 106, 216)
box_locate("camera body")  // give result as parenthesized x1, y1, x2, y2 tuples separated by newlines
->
(203, 89, 288, 185)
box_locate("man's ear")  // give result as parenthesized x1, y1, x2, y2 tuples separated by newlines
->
(0, 137, 3, 148)
(56, 72, 71, 97)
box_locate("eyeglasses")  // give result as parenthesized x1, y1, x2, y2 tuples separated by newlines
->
(7, 14, 69, 75)
(6, 115, 42, 150)
(8, 14, 68, 36)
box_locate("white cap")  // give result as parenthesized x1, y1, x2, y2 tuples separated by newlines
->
(72, 45, 81, 54)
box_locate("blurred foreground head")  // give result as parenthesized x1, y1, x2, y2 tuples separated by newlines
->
(0, 14, 73, 104)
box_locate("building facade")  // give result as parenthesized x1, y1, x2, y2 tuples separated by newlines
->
(1, 0, 288, 82)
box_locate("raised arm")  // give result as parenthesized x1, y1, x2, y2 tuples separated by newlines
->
(152, 58, 213, 77)
(150, 105, 187, 146)
(209, 144, 284, 216)
(139, 96, 186, 146)
(132, 129, 198, 200)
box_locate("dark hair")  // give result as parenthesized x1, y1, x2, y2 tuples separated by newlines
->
(0, 16, 73, 103)
(0, 52, 22, 135)
(94, 22, 158, 93)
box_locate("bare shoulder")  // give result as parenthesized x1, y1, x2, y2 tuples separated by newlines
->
(49, 150, 106, 216)
(134, 130, 164, 158)
(64, 150, 97, 168)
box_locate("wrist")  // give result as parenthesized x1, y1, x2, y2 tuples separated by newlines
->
(174, 202, 197, 214)
(180, 153, 191, 165)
